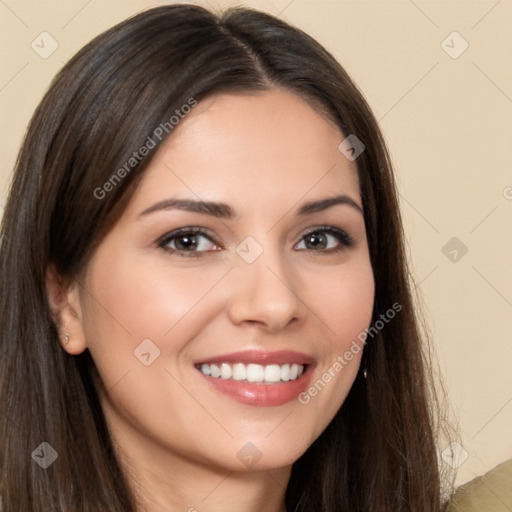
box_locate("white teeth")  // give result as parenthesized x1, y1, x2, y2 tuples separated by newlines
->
(246, 364, 264, 382)
(264, 364, 281, 382)
(232, 363, 246, 380)
(220, 363, 232, 379)
(210, 364, 220, 378)
(198, 362, 306, 383)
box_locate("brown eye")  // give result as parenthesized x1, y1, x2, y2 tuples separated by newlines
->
(173, 234, 200, 251)
(295, 227, 354, 252)
(304, 232, 328, 250)
(159, 228, 219, 255)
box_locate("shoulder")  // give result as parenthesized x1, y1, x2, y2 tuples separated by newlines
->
(446, 458, 512, 512)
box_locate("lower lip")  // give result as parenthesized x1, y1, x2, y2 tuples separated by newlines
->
(197, 366, 315, 406)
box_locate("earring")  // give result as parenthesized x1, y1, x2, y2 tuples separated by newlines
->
(63, 333, 70, 344)
(363, 367, 368, 379)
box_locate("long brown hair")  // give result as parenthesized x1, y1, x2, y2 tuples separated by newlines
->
(0, 4, 453, 511)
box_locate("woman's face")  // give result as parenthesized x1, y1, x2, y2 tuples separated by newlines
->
(66, 89, 374, 473)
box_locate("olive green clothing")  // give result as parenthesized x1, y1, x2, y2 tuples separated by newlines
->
(447, 459, 512, 512)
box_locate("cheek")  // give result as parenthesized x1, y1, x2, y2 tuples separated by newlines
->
(295, 257, 374, 427)
(306, 256, 375, 350)
(332, 268, 374, 345)
(80, 250, 231, 380)
(78, 254, 237, 455)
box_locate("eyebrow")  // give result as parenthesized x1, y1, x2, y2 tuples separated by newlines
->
(138, 194, 363, 219)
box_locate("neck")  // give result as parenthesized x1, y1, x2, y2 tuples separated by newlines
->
(132, 462, 289, 512)
(108, 414, 290, 512)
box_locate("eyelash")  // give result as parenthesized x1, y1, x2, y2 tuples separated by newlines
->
(157, 226, 354, 258)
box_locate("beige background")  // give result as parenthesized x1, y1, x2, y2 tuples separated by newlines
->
(1, 0, 511, 487)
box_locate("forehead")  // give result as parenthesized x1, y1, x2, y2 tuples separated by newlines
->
(124, 89, 360, 218)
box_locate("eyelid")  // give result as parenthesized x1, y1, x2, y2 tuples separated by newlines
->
(158, 226, 218, 241)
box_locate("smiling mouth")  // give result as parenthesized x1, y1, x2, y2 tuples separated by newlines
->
(194, 350, 316, 406)
(195, 362, 306, 383)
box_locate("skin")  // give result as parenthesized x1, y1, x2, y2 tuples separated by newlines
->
(47, 89, 375, 512)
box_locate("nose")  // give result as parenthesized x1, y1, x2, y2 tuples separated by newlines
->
(226, 246, 305, 332)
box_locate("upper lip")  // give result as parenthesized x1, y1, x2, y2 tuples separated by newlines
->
(194, 350, 316, 366)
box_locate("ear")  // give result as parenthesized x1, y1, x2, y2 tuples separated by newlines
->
(46, 264, 88, 355)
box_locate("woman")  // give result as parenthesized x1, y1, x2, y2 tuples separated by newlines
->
(0, 4, 453, 511)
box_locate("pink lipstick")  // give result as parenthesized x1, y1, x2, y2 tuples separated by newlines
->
(194, 350, 316, 406)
